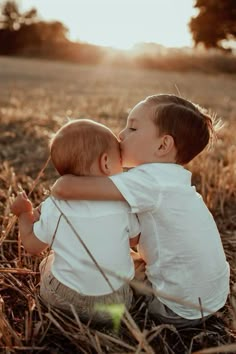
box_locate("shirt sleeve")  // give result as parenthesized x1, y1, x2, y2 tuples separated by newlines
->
(109, 166, 162, 213)
(33, 197, 62, 244)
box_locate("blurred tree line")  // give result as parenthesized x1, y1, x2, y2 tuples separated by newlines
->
(0, 1, 105, 63)
(0, 0, 235, 66)
(189, 0, 236, 52)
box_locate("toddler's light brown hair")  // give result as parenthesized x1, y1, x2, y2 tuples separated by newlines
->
(50, 119, 119, 176)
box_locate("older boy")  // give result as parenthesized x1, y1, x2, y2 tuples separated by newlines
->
(11, 119, 140, 322)
(51, 94, 230, 328)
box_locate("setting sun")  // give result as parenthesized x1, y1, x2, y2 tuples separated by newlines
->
(20, 0, 197, 49)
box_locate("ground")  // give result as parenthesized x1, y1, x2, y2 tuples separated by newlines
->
(0, 56, 236, 353)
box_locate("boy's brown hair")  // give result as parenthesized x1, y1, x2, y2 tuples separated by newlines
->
(144, 94, 218, 165)
(50, 119, 118, 176)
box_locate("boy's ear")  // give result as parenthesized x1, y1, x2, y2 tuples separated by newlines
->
(155, 135, 175, 157)
(100, 153, 112, 176)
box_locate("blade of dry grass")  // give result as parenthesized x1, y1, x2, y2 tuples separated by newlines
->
(95, 331, 137, 351)
(193, 343, 236, 354)
(122, 308, 155, 354)
(0, 268, 37, 274)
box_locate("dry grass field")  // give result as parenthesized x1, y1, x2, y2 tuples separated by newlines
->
(0, 56, 236, 353)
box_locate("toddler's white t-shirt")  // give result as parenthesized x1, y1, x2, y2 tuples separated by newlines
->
(34, 197, 140, 296)
(110, 163, 230, 319)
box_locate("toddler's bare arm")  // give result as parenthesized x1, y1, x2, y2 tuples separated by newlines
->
(10, 193, 48, 255)
(51, 174, 124, 201)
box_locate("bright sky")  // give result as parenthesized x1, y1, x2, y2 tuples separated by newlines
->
(18, 0, 197, 49)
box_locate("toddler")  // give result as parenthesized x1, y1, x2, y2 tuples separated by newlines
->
(11, 119, 140, 322)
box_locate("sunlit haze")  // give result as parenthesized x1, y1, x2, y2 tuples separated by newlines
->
(18, 0, 197, 49)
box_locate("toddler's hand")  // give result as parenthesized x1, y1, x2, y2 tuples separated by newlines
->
(33, 205, 41, 222)
(10, 191, 33, 217)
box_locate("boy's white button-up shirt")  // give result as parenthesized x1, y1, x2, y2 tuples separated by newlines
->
(110, 163, 230, 319)
(34, 198, 140, 296)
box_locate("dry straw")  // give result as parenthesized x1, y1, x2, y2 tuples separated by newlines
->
(1, 155, 235, 352)
(1, 121, 236, 352)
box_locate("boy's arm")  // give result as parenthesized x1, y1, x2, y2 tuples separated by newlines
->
(51, 174, 124, 201)
(10, 193, 48, 255)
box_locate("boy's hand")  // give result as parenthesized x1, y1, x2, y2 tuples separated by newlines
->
(50, 177, 63, 198)
(10, 192, 33, 217)
(50, 175, 74, 199)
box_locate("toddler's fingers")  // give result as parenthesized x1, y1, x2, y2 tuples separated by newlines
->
(17, 183, 24, 192)
(17, 184, 28, 199)
(22, 191, 28, 199)
(16, 191, 28, 202)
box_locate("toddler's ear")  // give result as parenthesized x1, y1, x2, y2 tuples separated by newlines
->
(99, 153, 112, 176)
